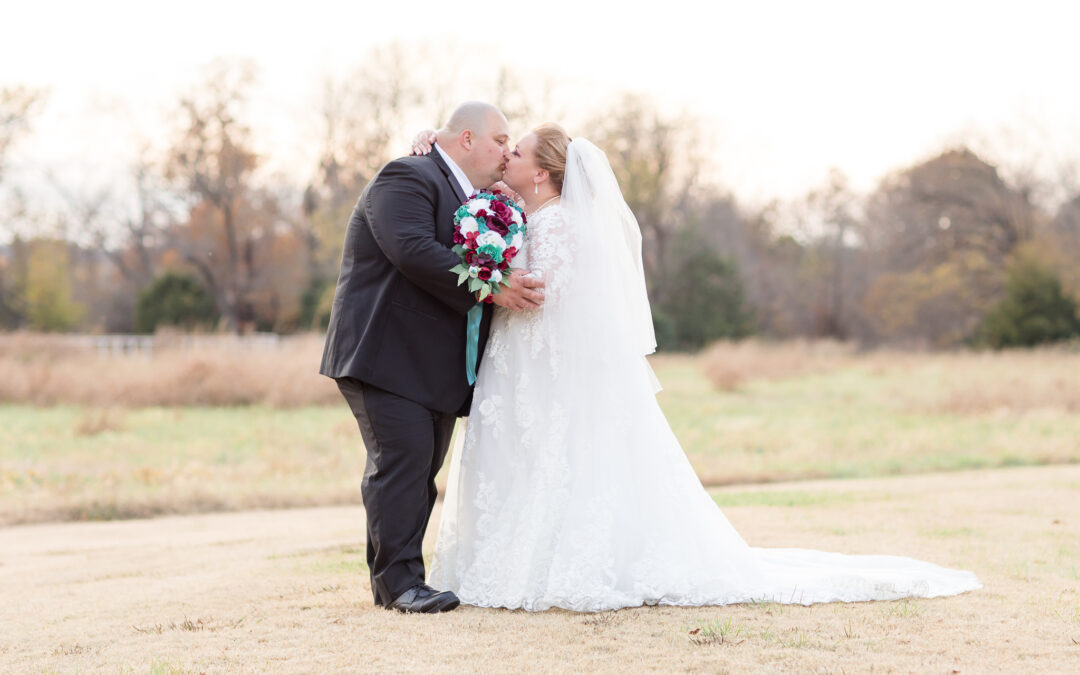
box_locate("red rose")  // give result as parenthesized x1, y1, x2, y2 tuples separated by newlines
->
(476, 209, 488, 218)
(488, 219, 509, 237)
(453, 231, 465, 245)
(464, 250, 476, 264)
(478, 267, 492, 281)
(494, 202, 514, 223)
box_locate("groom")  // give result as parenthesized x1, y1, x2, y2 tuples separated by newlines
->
(320, 102, 545, 613)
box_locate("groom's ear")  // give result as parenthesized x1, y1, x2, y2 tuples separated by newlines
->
(460, 130, 473, 150)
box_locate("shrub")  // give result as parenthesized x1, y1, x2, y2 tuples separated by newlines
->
(653, 234, 753, 351)
(135, 272, 219, 333)
(979, 256, 1080, 348)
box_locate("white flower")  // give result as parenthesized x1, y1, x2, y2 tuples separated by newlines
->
(510, 232, 524, 250)
(475, 231, 506, 250)
(467, 199, 491, 215)
(490, 269, 502, 284)
(459, 216, 479, 236)
(509, 209, 523, 225)
(478, 395, 502, 419)
(468, 265, 480, 278)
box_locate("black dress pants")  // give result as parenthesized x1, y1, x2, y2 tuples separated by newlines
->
(336, 377, 457, 606)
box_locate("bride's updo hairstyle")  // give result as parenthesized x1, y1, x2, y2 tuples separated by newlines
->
(532, 123, 572, 193)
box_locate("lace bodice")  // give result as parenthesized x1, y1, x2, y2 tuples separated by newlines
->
(514, 204, 574, 303)
(482, 204, 575, 381)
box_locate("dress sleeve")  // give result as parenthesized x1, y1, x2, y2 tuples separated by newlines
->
(525, 207, 576, 309)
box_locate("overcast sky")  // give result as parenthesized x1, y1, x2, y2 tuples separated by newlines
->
(4, 0, 1079, 207)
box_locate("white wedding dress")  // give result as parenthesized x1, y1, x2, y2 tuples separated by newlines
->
(428, 140, 981, 612)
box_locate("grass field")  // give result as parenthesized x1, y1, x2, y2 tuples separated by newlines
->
(3, 339, 1079, 671)
(2, 342, 1078, 525)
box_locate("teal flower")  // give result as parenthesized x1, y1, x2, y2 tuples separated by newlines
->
(478, 244, 505, 264)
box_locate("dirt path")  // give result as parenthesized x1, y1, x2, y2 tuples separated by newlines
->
(2, 465, 1078, 673)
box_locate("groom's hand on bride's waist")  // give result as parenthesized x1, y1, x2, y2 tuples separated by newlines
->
(492, 270, 545, 312)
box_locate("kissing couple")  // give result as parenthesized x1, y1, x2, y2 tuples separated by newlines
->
(319, 101, 981, 613)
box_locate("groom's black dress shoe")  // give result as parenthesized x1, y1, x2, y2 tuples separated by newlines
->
(387, 584, 460, 614)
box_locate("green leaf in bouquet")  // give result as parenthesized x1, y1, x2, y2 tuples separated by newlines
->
(457, 270, 470, 285)
(468, 278, 483, 292)
(478, 285, 491, 301)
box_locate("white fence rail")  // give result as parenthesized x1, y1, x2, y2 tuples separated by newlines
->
(0, 333, 285, 358)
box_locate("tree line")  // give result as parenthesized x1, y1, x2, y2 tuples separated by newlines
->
(1, 57, 1078, 350)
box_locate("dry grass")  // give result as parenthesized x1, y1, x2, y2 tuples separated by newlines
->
(4, 332, 1077, 414)
(0, 332, 340, 407)
(699, 339, 860, 391)
(699, 338, 1080, 413)
(73, 407, 128, 436)
(2, 464, 1077, 672)
(914, 351, 1080, 414)
(3, 340, 1080, 526)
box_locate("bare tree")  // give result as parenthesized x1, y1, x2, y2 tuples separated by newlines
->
(0, 86, 44, 183)
(1048, 194, 1080, 295)
(297, 46, 434, 328)
(493, 67, 564, 132)
(165, 59, 264, 333)
(799, 170, 865, 338)
(586, 94, 703, 286)
(311, 46, 424, 215)
(117, 158, 174, 288)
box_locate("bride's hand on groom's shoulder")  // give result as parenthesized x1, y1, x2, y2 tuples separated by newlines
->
(410, 130, 437, 156)
(491, 271, 545, 312)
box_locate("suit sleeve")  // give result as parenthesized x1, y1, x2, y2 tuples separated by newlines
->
(365, 159, 477, 315)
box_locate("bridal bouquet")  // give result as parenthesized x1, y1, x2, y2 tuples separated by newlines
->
(450, 189, 526, 384)
(450, 189, 526, 303)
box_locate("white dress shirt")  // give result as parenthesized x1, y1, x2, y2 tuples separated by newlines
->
(433, 142, 475, 199)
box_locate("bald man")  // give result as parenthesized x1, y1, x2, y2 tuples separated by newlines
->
(320, 101, 544, 613)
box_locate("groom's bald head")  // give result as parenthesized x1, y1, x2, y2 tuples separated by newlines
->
(443, 101, 504, 136)
(436, 101, 511, 188)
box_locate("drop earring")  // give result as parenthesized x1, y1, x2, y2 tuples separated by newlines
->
(534, 182, 539, 195)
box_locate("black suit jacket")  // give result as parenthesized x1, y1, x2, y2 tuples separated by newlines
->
(319, 151, 493, 415)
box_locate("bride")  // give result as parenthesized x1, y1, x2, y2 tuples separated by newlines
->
(413, 125, 981, 612)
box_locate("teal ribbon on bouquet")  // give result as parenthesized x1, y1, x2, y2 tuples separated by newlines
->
(465, 303, 484, 385)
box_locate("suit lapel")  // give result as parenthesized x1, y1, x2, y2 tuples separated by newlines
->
(427, 148, 468, 204)
(426, 149, 465, 246)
